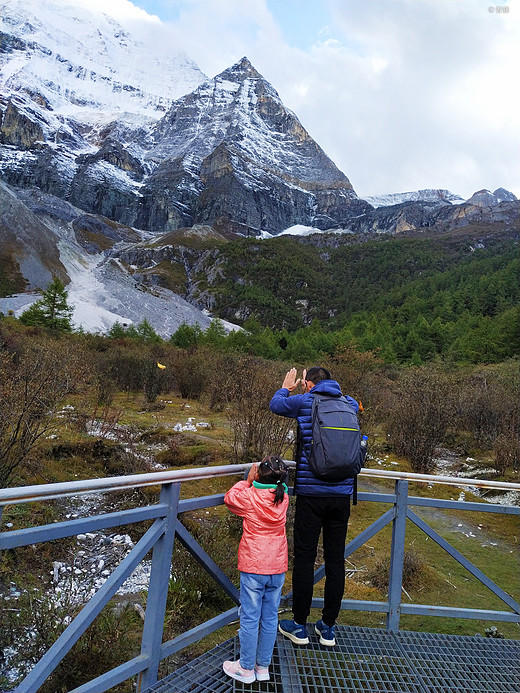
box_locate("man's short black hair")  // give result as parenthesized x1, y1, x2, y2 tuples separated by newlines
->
(306, 367, 331, 384)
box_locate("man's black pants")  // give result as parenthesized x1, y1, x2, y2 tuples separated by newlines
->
(291, 495, 350, 627)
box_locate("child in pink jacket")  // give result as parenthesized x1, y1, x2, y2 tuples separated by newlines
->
(222, 455, 289, 684)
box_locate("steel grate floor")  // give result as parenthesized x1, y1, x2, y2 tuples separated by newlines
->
(142, 626, 520, 693)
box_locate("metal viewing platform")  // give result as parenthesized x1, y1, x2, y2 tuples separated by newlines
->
(1, 464, 519, 693)
(144, 626, 520, 693)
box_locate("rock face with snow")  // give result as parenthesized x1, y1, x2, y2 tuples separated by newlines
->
(465, 188, 518, 207)
(0, 1, 370, 236)
(135, 57, 371, 234)
(0, 0, 206, 227)
(339, 194, 519, 236)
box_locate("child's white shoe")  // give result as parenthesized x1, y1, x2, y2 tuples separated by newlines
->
(222, 659, 255, 683)
(255, 664, 270, 681)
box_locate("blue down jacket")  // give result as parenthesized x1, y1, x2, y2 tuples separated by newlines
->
(269, 379, 359, 497)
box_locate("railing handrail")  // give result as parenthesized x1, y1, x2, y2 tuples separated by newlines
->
(359, 467, 520, 491)
(1, 463, 519, 506)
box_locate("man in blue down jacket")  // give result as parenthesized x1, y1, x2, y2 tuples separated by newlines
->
(270, 366, 360, 647)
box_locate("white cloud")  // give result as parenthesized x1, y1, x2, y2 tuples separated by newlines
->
(67, 0, 158, 23)
(131, 0, 520, 199)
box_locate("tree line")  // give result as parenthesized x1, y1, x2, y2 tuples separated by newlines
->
(6, 273, 518, 365)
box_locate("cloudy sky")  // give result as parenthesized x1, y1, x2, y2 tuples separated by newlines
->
(100, 0, 519, 200)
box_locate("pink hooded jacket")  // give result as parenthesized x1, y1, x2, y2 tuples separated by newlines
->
(224, 480, 289, 575)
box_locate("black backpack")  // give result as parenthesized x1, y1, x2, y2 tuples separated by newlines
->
(308, 394, 366, 502)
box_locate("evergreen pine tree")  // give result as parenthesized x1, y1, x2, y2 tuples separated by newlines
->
(170, 321, 203, 349)
(19, 277, 73, 333)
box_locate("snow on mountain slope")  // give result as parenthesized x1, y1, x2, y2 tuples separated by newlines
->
(0, 0, 206, 126)
(364, 189, 464, 208)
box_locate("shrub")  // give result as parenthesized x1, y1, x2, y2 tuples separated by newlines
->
(204, 350, 243, 411)
(226, 357, 294, 463)
(454, 367, 517, 448)
(170, 348, 210, 400)
(494, 428, 520, 476)
(386, 367, 454, 474)
(142, 357, 166, 403)
(367, 550, 425, 593)
(0, 338, 86, 487)
(328, 343, 383, 398)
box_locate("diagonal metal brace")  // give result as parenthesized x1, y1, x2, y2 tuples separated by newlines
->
(407, 508, 520, 614)
(175, 521, 240, 604)
(15, 519, 164, 693)
(283, 506, 395, 605)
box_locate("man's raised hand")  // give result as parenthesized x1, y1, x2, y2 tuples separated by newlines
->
(282, 367, 301, 392)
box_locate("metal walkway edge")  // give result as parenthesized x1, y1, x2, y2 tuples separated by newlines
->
(141, 625, 520, 693)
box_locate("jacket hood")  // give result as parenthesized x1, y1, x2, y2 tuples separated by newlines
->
(310, 379, 343, 397)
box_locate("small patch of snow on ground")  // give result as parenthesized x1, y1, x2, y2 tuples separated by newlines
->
(434, 448, 519, 507)
(48, 494, 156, 604)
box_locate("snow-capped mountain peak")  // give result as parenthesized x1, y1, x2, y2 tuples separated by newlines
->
(219, 56, 263, 81)
(147, 55, 356, 194)
(0, 0, 206, 126)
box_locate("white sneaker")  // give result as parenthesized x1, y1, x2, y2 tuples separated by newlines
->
(255, 664, 270, 681)
(222, 659, 255, 684)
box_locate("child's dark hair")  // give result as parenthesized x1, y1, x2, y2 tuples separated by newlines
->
(257, 455, 289, 505)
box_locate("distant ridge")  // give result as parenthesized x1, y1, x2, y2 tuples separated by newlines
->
(364, 189, 465, 208)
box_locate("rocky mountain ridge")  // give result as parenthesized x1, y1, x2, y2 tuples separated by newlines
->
(340, 194, 519, 236)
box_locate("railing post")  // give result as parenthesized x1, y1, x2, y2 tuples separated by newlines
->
(137, 483, 180, 691)
(386, 479, 408, 632)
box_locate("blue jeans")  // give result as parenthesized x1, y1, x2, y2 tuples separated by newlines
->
(239, 571, 285, 670)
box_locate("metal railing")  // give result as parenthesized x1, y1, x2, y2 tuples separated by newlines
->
(1, 464, 519, 693)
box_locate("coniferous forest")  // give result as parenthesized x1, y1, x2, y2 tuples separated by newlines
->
(165, 225, 519, 365)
